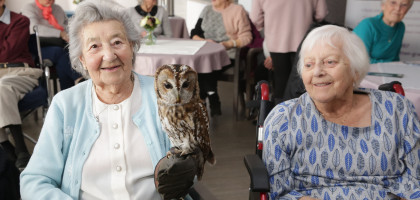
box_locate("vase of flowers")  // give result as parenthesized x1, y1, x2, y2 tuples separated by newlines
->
(140, 16, 161, 45)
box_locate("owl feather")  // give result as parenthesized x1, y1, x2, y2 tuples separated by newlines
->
(155, 64, 216, 180)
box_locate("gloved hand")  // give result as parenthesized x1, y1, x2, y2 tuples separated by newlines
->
(154, 147, 198, 200)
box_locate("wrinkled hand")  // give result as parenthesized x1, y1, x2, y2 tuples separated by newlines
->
(220, 40, 234, 50)
(154, 147, 198, 200)
(192, 35, 215, 43)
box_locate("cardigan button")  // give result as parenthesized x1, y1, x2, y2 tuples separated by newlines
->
(112, 123, 118, 129)
(114, 143, 120, 149)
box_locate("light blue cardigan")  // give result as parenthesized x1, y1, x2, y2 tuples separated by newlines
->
(20, 73, 171, 199)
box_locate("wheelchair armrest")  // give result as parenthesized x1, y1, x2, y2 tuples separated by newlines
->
(244, 154, 270, 192)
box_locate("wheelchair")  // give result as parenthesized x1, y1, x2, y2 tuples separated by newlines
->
(243, 80, 406, 200)
(18, 25, 54, 143)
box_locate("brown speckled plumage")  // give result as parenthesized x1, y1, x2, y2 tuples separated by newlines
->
(155, 64, 215, 180)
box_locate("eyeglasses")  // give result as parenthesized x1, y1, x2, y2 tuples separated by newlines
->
(386, 0, 410, 9)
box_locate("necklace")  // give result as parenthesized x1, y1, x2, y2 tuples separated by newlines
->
(94, 103, 109, 122)
(93, 73, 135, 122)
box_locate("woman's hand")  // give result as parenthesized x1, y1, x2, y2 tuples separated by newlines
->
(220, 41, 230, 49)
(60, 31, 69, 42)
(264, 56, 273, 70)
(192, 35, 215, 43)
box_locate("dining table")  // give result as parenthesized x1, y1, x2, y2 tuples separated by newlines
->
(169, 16, 189, 39)
(134, 38, 231, 76)
(360, 61, 420, 116)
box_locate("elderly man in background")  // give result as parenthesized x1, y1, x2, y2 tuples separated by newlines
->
(0, 0, 42, 171)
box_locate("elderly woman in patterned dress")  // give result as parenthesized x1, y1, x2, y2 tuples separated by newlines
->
(263, 25, 420, 200)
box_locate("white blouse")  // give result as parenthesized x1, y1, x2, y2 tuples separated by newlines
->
(80, 76, 161, 200)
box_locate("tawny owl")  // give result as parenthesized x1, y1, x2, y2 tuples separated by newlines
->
(154, 64, 216, 180)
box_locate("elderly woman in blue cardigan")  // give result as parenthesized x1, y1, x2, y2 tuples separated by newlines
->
(20, 0, 196, 199)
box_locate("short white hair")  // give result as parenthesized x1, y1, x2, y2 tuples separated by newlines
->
(297, 25, 370, 88)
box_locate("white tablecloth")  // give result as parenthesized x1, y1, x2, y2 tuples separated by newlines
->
(360, 61, 420, 116)
(134, 39, 230, 76)
(138, 40, 205, 55)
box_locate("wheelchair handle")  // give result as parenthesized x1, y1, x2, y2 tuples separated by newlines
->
(393, 83, 405, 96)
(260, 82, 269, 101)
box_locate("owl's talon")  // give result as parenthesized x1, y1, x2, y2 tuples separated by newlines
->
(166, 151, 173, 158)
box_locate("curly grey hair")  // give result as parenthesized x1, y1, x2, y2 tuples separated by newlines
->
(297, 25, 370, 88)
(68, 0, 141, 78)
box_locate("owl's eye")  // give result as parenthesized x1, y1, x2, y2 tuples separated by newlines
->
(182, 81, 190, 88)
(164, 82, 173, 89)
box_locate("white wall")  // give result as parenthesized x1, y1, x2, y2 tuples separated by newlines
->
(185, 0, 209, 33)
(238, 0, 252, 13)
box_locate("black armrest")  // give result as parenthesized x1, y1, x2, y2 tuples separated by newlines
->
(244, 154, 270, 192)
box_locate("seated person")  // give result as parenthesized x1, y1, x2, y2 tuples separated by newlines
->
(353, 0, 414, 63)
(22, 0, 83, 90)
(190, 0, 252, 116)
(0, 0, 43, 170)
(127, 0, 172, 38)
(263, 25, 420, 199)
(20, 1, 196, 199)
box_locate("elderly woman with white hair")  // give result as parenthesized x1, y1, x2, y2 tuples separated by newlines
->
(263, 25, 420, 199)
(20, 0, 196, 199)
(353, 0, 414, 64)
(126, 0, 172, 38)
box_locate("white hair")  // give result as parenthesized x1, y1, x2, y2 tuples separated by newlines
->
(297, 25, 370, 88)
(68, 0, 141, 78)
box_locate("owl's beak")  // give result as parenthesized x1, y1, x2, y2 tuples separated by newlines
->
(176, 94, 181, 103)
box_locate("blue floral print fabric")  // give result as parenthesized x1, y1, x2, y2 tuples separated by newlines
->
(263, 88, 420, 200)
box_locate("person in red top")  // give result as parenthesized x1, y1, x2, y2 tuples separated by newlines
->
(0, 0, 43, 171)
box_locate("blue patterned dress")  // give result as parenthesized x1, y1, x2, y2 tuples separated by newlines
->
(263, 88, 420, 200)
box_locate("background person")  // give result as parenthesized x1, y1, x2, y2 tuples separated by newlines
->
(190, 0, 252, 117)
(20, 0, 196, 199)
(250, 0, 328, 103)
(0, 0, 43, 170)
(263, 25, 420, 199)
(22, 0, 83, 90)
(353, 0, 414, 63)
(127, 0, 172, 38)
